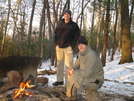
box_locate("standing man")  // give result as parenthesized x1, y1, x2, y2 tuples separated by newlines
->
(53, 9, 80, 86)
(63, 36, 104, 101)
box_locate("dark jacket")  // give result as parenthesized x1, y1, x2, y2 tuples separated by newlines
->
(54, 19, 80, 49)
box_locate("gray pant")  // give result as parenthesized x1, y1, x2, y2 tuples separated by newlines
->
(66, 74, 102, 101)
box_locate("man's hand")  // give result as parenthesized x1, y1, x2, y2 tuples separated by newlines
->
(67, 68, 74, 76)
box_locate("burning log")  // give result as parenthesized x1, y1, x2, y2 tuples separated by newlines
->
(12, 80, 35, 99)
(0, 85, 67, 101)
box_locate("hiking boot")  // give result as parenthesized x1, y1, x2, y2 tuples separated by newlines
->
(52, 81, 64, 86)
(86, 89, 102, 101)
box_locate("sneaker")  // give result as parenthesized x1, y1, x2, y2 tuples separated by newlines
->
(52, 81, 64, 86)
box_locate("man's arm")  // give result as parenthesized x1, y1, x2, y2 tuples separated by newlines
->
(74, 55, 97, 78)
(72, 56, 80, 70)
(54, 28, 58, 47)
(71, 23, 80, 49)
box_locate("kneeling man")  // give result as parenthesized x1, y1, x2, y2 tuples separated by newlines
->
(65, 36, 104, 101)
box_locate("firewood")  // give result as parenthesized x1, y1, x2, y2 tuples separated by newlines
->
(37, 77, 49, 85)
(6, 70, 23, 87)
(0, 70, 23, 93)
(25, 74, 35, 85)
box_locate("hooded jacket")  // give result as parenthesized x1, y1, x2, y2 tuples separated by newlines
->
(54, 19, 80, 49)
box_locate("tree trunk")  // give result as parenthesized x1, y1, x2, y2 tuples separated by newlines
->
(79, 0, 84, 30)
(76, 1, 90, 23)
(119, 0, 133, 64)
(41, 5, 46, 61)
(39, 1, 46, 59)
(0, 0, 11, 58)
(96, 1, 102, 55)
(27, 0, 36, 56)
(117, 9, 121, 52)
(12, 0, 22, 41)
(67, 0, 70, 9)
(46, 0, 55, 65)
(20, 6, 26, 42)
(101, 0, 110, 66)
(129, 0, 134, 26)
(52, 0, 61, 67)
(111, 0, 118, 61)
(46, 0, 52, 40)
(89, 0, 96, 47)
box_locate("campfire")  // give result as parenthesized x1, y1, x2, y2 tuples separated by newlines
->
(0, 56, 86, 101)
(12, 80, 35, 99)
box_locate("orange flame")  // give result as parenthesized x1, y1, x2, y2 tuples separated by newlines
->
(12, 80, 35, 99)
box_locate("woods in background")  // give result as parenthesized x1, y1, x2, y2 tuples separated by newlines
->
(0, 0, 133, 66)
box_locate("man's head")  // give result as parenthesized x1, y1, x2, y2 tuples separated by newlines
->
(77, 36, 88, 52)
(63, 9, 71, 23)
(63, 9, 71, 15)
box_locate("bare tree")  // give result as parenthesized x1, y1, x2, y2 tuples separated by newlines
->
(101, 0, 110, 66)
(79, 0, 84, 30)
(89, 0, 96, 46)
(119, 0, 133, 64)
(38, 0, 46, 59)
(111, 0, 118, 61)
(0, 0, 11, 58)
(20, 1, 27, 42)
(76, 0, 90, 23)
(96, 1, 103, 55)
(12, 0, 22, 41)
(27, 0, 36, 56)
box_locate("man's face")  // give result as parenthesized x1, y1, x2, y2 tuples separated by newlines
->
(78, 44, 87, 52)
(63, 13, 71, 21)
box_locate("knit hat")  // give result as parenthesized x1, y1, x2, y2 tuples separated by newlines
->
(77, 36, 88, 45)
(63, 9, 71, 16)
